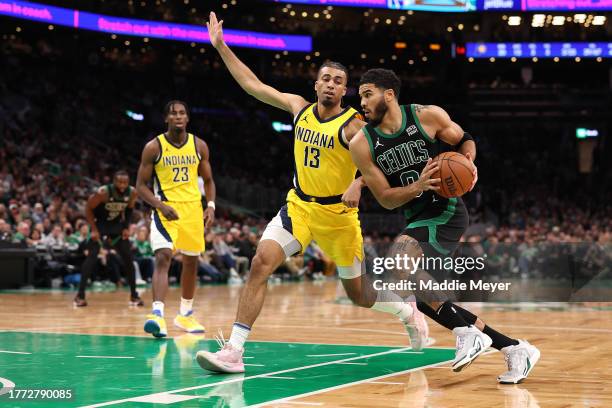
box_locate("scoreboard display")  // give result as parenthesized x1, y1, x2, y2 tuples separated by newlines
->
(275, 0, 612, 10)
(477, 0, 612, 10)
(466, 42, 612, 58)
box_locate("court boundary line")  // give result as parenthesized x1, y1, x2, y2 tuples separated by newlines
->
(0, 350, 31, 355)
(245, 350, 498, 408)
(5, 318, 612, 340)
(80, 345, 456, 407)
(0, 330, 448, 348)
(493, 324, 612, 333)
(0, 329, 460, 350)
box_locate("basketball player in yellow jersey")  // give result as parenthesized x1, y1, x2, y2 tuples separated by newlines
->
(196, 12, 427, 374)
(136, 100, 216, 338)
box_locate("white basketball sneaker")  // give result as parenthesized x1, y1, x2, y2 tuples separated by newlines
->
(196, 331, 245, 374)
(498, 340, 540, 384)
(402, 300, 430, 351)
(452, 325, 492, 372)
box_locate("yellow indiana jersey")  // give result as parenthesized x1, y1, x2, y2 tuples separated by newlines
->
(153, 133, 202, 202)
(293, 103, 359, 197)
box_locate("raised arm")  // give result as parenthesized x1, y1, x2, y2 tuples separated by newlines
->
(207, 11, 308, 116)
(196, 137, 216, 228)
(349, 131, 440, 210)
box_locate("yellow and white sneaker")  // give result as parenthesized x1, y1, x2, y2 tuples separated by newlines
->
(174, 311, 205, 334)
(144, 311, 167, 338)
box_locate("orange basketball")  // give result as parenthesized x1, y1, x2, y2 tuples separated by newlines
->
(432, 152, 474, 198)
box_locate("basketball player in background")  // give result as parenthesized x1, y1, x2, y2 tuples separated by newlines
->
(350, 68, 540, 384)
(197, 12, 428, 373)
(74, 170, 143, 307)
(136, 100, 216, 338)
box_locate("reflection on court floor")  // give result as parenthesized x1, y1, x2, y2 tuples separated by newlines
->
(0, 332, 455, 407)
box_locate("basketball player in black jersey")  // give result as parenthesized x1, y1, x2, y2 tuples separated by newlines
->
(350, 69, 540, 384)
(74, 170, 143, 307)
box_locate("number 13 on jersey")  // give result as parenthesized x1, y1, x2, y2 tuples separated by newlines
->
(304, 146, 320, 168)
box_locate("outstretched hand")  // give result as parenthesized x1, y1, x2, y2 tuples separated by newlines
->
(206, 11, 225, 49)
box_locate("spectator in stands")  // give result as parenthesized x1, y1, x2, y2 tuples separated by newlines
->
(12, 221, 31, 246)
(225, 230, 249, 277)
(211, 232, 241, 283)
(303, 242, 335, 280)
(198, 250, 226, 283)
(42, 224, 65, 247)
(0, 219, 12, 242)
(29, 229, 42, 245)
(133, 226, 154, 281)
(62, 222, 74, 241)
(8, 201, 21, 225)
(0, 203, 8, 221)
(234, 230, 257, 262)
(67, 223, 90, 245)
(31, 202, 46, 224)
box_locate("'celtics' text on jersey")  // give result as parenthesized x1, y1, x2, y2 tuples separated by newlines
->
(362, 104, 456, 222)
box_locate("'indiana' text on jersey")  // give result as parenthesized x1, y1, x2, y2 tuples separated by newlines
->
(153, 133, 202, 202)
(293, 103, 358, 197)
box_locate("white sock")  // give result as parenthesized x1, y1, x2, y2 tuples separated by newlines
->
(370, 291, 413, 321)
(228, 322, 251, 350)
(152, 301, 164, 317)
(180, 298, 193, 316)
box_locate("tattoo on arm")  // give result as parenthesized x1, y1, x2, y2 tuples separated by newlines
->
(414, 104, 430, 113)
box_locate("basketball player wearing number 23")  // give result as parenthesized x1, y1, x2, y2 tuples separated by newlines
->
(136, 101, 216, 338)
(350, 69, 540, 384)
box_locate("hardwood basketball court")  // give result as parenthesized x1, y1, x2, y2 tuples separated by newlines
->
(1, 282, 611, 407)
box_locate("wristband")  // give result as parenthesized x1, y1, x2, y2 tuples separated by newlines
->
(207, 201, 216, 210)
(456, 132, 474, 149)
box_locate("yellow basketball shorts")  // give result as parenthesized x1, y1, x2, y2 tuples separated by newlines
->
(264, 189, 363, 267)
(150, 200, 205, 256)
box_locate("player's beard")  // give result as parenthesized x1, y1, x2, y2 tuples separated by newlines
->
(368, 99, 388, 127)
(320, 96, 335, 107)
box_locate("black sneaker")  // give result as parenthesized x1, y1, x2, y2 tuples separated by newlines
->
(130, 296, 144, 307)
(73, 296, 88, 307)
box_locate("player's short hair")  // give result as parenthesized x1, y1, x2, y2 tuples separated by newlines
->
(317, 61, 349, 83)
(359, 68, 401, 99)
(163, 100, 190, 118)
(114, 170, 129, 179)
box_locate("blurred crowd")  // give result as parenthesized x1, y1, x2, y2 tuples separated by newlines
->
(1, 19, 610, 290)
(1, 169, 609, 290)
(0, 197, 337, 288)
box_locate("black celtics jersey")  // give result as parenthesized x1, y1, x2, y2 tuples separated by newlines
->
(93, 184, 132, 236)
(362, 104, 462, 224)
